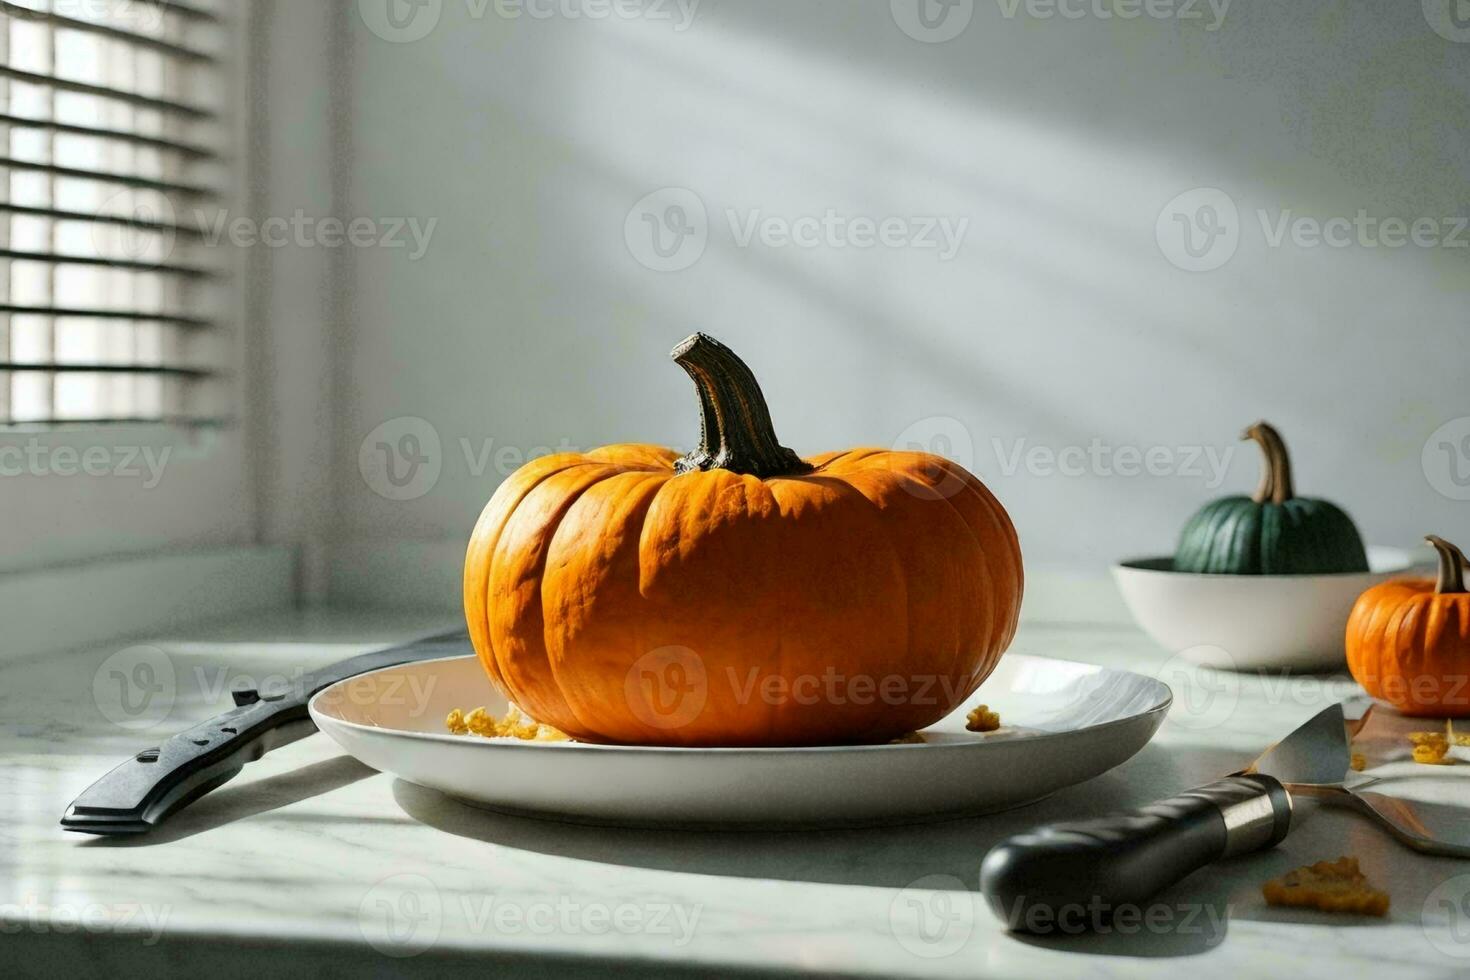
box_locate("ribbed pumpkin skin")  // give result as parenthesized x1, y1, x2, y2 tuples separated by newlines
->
(1346, 580, 1470, 717)
(1174, 496, 1368, 575)
(463, 444, 1022, 747)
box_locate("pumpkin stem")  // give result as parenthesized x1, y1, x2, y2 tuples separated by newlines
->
(1427, 534, 1468, 594)
(671, 333, 812, 478)
(1244, 421, 1295, 505)
(678, 372, 723, 472)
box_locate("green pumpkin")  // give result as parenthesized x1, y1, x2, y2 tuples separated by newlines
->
(1175, 422, 1368, 575)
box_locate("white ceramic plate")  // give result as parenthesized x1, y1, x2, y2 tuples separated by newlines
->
(309, 654, 1170, 827)
(1112, 545, 1418, 672)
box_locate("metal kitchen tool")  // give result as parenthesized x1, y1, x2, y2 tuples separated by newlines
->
(1313, 703, 1470, 859)
(61, 629, 468, 835)
(981, 701, 1470, 932)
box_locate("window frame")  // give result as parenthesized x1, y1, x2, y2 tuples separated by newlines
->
(0, 0, 255, 575)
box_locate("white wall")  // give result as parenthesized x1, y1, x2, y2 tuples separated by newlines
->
(330, 0, 1470, 593)
(245, 0, 351, 600)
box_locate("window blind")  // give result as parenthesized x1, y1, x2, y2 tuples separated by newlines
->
(0, 0, 229, 427)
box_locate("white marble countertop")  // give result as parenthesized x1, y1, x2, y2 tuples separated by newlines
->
(4, 606, 1469, 978)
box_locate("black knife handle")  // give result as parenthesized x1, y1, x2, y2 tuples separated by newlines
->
(61, 689, 316, 834)
(979, 774, 1291, 933)
(62, 629, 469, 835)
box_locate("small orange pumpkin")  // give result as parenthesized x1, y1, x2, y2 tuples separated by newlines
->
(463, 334, 1023, 746)
(1345, 535, 1470, 717)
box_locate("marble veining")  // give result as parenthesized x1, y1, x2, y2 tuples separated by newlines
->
(3, 606, 1468, 978)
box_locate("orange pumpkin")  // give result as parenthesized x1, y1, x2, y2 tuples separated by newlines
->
(1346, 535, 1470, 717)
(463, 334, 1023, 746)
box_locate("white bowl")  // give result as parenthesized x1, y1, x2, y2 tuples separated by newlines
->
(1111, 546, 1419, 672)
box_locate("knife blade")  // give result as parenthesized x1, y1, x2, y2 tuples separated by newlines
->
(1247, 700, 1354, 788)
(980, 702, 1346, 932)
(61, 628, 469, 835)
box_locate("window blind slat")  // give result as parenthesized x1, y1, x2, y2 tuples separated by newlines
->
(0, 415, 229, 428)
(0, 65, 214, 119)
(0, 1, 217, 63)
(142, 0, 222, 24)
(0, 248, 217, 278)
(0, 362, 214, 378)
(0, 303, 212, 327)
(0, 203, 207, 239)
(0, 113, 216, 159)
(0, 156, 216, 196)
